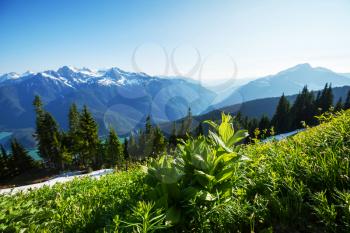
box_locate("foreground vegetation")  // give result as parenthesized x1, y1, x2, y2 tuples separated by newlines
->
(1, 110, 350, 232)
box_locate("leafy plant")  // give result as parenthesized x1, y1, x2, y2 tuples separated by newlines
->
(143, 113, 249, 229)
(118, 201, 169, 233)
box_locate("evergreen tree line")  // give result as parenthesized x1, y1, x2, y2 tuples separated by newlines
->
(236, 84, 350, 139)
(126, 116, 167, 160)
(1, 97, 193, 178)
(32, 95, 128, 171)
(127, 107, 205, 159)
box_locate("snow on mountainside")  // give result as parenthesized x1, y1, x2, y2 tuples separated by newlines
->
(0, 66, 158, 87)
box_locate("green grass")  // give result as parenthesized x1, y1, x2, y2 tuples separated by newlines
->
(0, 169, 147, 232)
(1, 110, 350, 232)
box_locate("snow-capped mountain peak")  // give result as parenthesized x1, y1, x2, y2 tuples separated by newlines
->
(0, 72, 21, 82)
(0, 66, 161, 88)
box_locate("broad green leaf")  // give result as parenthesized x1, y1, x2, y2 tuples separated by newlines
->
(191, 154, 209, 170)
(203, 120, 218, 130)
(208, 131, 232, 153)
(218, 113, 234, 143)
(194, 169, 215, 181)
(216, 168, 234, 183)
(227, 129, 249, 147)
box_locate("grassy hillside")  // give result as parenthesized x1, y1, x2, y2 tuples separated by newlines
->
(1, 110, 350, 232)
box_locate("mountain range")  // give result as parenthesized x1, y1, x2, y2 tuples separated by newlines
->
(211, 63, 350, 110)
(0, 66, 215, 147)
(1, 63, 350, 148)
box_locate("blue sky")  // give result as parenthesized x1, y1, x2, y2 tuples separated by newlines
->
(0, 0, 349, 81)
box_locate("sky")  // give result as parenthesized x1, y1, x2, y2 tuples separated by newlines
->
(0, 0, 349, 82)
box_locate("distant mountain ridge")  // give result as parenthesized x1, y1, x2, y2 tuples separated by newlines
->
(160, 85, 350, 134)
(0, 66, 215, 147)
(211, 63, 350, 110)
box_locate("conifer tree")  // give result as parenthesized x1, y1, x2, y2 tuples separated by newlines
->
(33, 96, 46, 160)
(11, 138, 34, 174)
(325, 83, 334, 111)
(258, 115, 271, 138)
(179, 119, 185, 138)
(185, 107, 193, 135)
(0, 145, 7, 158)
(138, 130, 152, 159)
(106, 127, 122, 168)
(128, 133, 137, 160)
(96, 141, 105, 169)
(65, 103, 80, 167)
(169, 122, 177, 147)
(152, 126, 166, 156)
(0, 144, 9, 179)
(334, 97, 343, 112)
(247, 118, 259, 139)
(195, 122, 204, 137)
(123, 138, 129, 170)
(33, 96, 64, 169)
(290, 86, 316, 130)
(344, 90, 350, 109)
(145, 115, 152, 134)
(315, 83, 333, 113)
(78, 105, 99, 169)
(272, 94, 291, 133)
(42, 112, 63, 169)
(69, 103, 80, 134)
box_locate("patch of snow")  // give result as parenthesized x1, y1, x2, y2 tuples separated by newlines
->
(41, 72, 75, 88)
(263, 129, 305, 142)
(116, 76, 126, 85)
(98, 78, 116, 86)
(0, 72, 21, 83)
(0, 169, 114, 195)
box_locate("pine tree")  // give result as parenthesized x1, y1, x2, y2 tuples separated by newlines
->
(179, 120, 185, 138)
(33, 95, 44, 118)
(11, 138, 34, 174)
(0, 144, 9, 179)
(323, 83, 333, 112)
(145, 115, 152, 135)
(247, 118, 259, 139)
(344, 90, 350, 109)
(316, 83, 334, 113)
(66, 103, 81, 168)
(42, 112, 63, 169)
(128, 133, 137, 160)
(123, 138, 129, 170)
(185, 107, 193, 135)
(96, 141, 106, 169)
(169, 122, 177, 147)
(138, 130, 151, 160)
(290, 86, 316, 130)
(272, 94, 291, 133)
(106, 127, 122, 168)
(78, 105, 99, 169)
(334, 97, 343, 112)
(69, 103, 80, 135)
(152, 126, 166, 156)
(33, 96, 63, 170)
(195, 122, 204, 137)
(259, 115, 270, 130)
(258, 115, 271, 138)
(33, 96, 45, 160)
